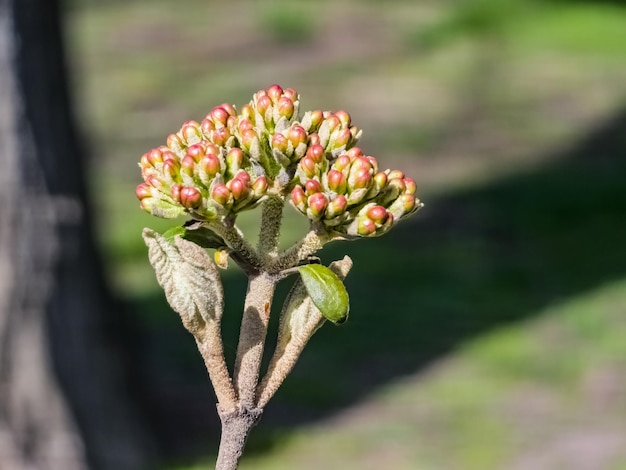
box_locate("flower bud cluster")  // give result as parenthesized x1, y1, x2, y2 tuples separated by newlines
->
(137, 138, 268, 220)
(289, 147, 422, 237)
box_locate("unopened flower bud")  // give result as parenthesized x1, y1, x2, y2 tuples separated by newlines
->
(146, 175, 164, 189)
(201, 118, 215, 135)
(288, 125, 308, 148)
(404, 177, 416, 195)
(252, 176, 268, 197)
(277, 96, 294, 119)
(267, 84, 283, 103)
(300, 156, 317, 178)
(229, 178, 248, 200)
(388, 170, 405, 180)
(357, 218, 377, 236)
(327, 169, 347, 193)
(291, 186, 306, 211)
(181, 120, 202, 145)
(307, 193, 328, 219)
(212, 126, 231, 146)
(226, 148, 244, 174)
(210, 106, 230, 126)
(147, 148, 163, 165)
(170, 184, 182, 202)
(333, 154, 352, 173)
(238, 118, 254, 133)
(162, 159, 180, 180)
(308, 133, 321, 146)
(241, 128, 259, 151)
(186, 143, 206, 161)
(305, 179, 323, 195)
(334, 110, 351, 127)
(200, 154, 220, 177)
(283, 87, 297, 101)
(180, 187, 202, 209)
(166, 133, 184, 153)
(325, 194, 347, 218)
(333, 127, 352, 148)
(271, 133, 289, 154)
(366, 205, 389, 225)
(306, 144, 325, 163)
(220, 102, 237, 116)
(135, 183, 152, 200)
(211, 184, 231, 206)
(256, 95, 272, 116)
(241, 104, 254, 121)
(181, 155, 195, 176)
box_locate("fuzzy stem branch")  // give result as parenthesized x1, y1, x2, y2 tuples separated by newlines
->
(257, 196, 284, 260)
(194, 322, 237, 411)
(232, 274, 276, 408)
(268, 230, 329, 273)
(215, 407, 262, 470)
(208, 222, 263, 272)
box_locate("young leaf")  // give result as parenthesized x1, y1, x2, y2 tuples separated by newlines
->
(142, 228, 224, 331)
(297, 263, 349, 325)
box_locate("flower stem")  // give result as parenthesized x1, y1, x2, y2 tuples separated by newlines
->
(215, 407, 262, 470)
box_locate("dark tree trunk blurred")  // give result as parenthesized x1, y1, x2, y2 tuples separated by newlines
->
(0, 0, 154, 468)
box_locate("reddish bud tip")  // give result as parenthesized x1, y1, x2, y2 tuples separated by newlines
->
(210, 106, 230, 125)
(163, 159, 180, 178)
(367, 205, 389, 224)
(327, 194, 347, 217)
(300, 156, 317, 178)
(186, 143, 206, 161)
(306, 144, 325, 163)
(170, 184, 182, 202)
(327, 169, 346, 193)
(308, 133, 321, 146)
(333, 128, 352, 147)
(403, 177, 416, 195)
(212, 127, 230, 146)
(211, 184, 231, 206)
(166, 133, 184, 151)
(357, 218, 377, 236)
(181, 155, 195, 175)
(229, 178, 247, 200)
(220, 102, 237, 117)
(267, 84, 284, 103)
(241, 104, 254, 121)
(334, 154, 352, 172)
(135, 183, 152, 200)
(147, 148, 163, 165)
(277, 96, 295, 118)
(201, 154, 220, 177)
(180, 187, 202, 209)
(388, 170, 405, 180)
(288, 125, 308, 147)
(257, 95, 272, 115)
(334, 110, 351, 127)
(291, 186, 306, 208)
(305, 179, 323, 195)
(271, 133, 289, 153)
(308, 192, 329, 217)
(283, 88, 298, 101)
(374, 172, 388, 188)
(201, 118, 215, 135)
(252, 176, 268, 195)
(346, 147, 363, 159)
(238, 118, 254, 133)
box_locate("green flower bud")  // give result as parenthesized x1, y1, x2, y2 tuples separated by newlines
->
(252, 176, 269, 197)
(327, 169, 347, 194)
(300, 156, 317, 179)
(325, 194, 347, 219)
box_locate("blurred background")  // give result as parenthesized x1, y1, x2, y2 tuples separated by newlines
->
(2, 0, 625, 468)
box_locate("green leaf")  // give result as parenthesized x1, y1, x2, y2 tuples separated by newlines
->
(298, 264, 350, 325)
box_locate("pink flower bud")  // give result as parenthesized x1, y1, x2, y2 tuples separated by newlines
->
(211, 184, 231, 206)
(346, 147, 363, 159)
(240, 104, 254, 121)
(291, 186, 306, 210)
(238, 118, 253, 133)
(140, 153, 150, 169)
(147, 148, 163, 165)
(306, 144, 325, 163)
(267, 84, 284, 103)
(229, 178, 248, 200)
(373, 171, 388, 189)
(226, 148, 244, 169)
(271, 133, 289, 153)
(288, 125, 308, 148)
(200, 154, 220, 177)
(357, 218, 377, 236)
(326, 194, 347, 218)
(366, 156, 379, 173)
(186, 143, 206, 161)
(333, 128, 352, 148)
(181, 120, 201, 144)
(221, 102, 237, 116)
(181, 155, 195, 176)
(210, 106, 230, 126)
(234, 170, 250, 185)
(283, 87, 297, 101)
(305, 179, 323, 195)
(307, 192, 328, 218)
(333, 154, 352, 172)
(252, 176, 268, 196)
(403, 177, 416, 195)
(327, 169, 346, 193)
(212, 127, 230, 146)
(388, 177, 406, 194)
(277, 96, 294, 118)
(180, 187, 202, 209)
(256, 95, 272, 115)
(201, 118, 215, 135)
(308, 110, 323, 130)
(308, 133, 321, 146)
(135, 183, 152, 200)
(334, 110, 351, 127)
(300, 156, 317, 178)
(170, 184, 182, 202)
(366, 205, 389, 225)
(166, 133, 184, 151)
(162, 159, 180, 179)
(241, 128, 258, 150)
(388, 170, 405, 180)
(146, 175, 163, 189)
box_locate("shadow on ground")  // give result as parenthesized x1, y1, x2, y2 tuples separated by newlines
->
(129, 108, 626, 465)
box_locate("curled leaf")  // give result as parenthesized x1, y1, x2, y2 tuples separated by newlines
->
(297, 263, 350, 325)
(143, 228, 224, 332)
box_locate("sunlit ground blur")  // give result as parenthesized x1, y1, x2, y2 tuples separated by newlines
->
(66, 0, 626, 468)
